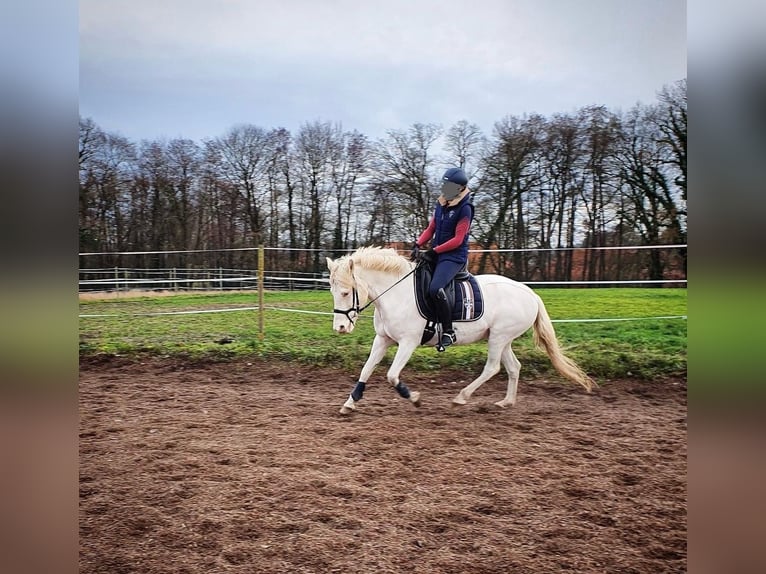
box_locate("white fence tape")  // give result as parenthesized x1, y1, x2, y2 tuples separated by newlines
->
(79, 274, 687, 289)
(79, 306, 326, 318)
(79, 275, 327, 286)
(79, 305, 687, 324)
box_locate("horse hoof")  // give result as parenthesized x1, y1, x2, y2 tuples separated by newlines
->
(410, 391, 421, 407)
(452, 397, 467, 406)
(493, 400, 508, 409)
(339, 406, 353, 415)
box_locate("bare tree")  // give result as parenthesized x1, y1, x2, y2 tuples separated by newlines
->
(474, 115, 544, 276)
(617, 104, 684, 280)
(79, 117, 106, 251)
(444, 119, 486, 176)
(259, 128, 292, 268)
(538, 112, 585, 280)
(263, 128, 298, 263)
(655, 79, 687, 272)
(79, 116, 101, 169)
(329, 128, 369, 255)
(135, 141, 171, 267)
(154, 138, 204, 267)
(371, 122, 443, 241)
(198, 142, 244, 267)
(295, 121, 337, 271)
(79, 127, 137, 262)
(656, 79, 687, 203)
(208, 124, 271, 249)
(578, 106, 622, 282)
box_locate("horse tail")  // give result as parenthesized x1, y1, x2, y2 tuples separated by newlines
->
(532, 293, 596, 393)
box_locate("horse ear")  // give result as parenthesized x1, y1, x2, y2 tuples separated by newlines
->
(348, 259, 354, 273)
(326, 257, 335, 271)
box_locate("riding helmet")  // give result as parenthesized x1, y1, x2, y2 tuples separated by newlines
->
(441, 167, 469, 200)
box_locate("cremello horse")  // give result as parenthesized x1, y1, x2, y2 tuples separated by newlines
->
(326, 247, 594, 414)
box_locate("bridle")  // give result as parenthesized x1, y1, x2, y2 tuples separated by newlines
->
(333, 286, 364, 325)
(332, 266, 417, 326)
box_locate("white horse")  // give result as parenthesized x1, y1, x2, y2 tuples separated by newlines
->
(326, 247, 594, 414)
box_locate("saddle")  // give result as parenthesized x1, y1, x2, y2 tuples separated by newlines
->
(414, 261, 485, 345)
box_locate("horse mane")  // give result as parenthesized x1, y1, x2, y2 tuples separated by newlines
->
(336, 246, 412, 279)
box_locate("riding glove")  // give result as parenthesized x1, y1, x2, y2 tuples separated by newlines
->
(419, 248, 437, 264)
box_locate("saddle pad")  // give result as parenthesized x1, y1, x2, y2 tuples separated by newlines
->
(453, 275, 484, 321)
(415, 274, 485, 322)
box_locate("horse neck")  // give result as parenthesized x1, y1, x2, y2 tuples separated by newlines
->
(355, 266, 413, 312)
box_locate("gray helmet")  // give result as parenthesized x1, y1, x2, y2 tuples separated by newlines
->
(441, 167, 468, 200)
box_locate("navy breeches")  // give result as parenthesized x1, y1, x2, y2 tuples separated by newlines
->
(428, 260, 465, 298)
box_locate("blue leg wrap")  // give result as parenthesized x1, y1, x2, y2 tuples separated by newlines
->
(395, 382, 411, 399)
(351, 381, 366, 401)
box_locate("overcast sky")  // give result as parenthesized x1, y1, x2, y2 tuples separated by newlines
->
(79, 0, 686, 143)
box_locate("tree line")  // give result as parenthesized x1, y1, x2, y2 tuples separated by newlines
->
(79, 79, 686, 282)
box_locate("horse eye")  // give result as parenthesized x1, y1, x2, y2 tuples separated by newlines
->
(340, 291, 349, 297)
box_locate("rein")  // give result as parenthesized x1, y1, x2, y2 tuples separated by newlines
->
(333, 266, 417, 325)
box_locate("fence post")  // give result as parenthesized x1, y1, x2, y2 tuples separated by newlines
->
(258, 245, 265, 340)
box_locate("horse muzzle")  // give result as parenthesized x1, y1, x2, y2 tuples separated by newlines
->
(332, 305, 358, 334)
(334, 319, 355, 334)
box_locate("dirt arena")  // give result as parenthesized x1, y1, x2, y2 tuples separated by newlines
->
(79, 356, 687, 573)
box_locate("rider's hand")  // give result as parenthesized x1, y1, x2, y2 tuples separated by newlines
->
(419, 248, 437, 264)
(410, 243, 420, 261)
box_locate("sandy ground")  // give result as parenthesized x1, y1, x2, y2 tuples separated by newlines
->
(80, 356, 686, 573)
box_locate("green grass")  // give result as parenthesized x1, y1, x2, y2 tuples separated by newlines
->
(79, 288, 687, 380)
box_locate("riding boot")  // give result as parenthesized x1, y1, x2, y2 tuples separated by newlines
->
(434, 288, 456, 350)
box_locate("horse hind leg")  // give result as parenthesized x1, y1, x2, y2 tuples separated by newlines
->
(494, 343, 521, 408)
(452, 335, 506, 406)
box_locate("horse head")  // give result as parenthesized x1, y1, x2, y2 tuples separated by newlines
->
(326, 256, 369, 334)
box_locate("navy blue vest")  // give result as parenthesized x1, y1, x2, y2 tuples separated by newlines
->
(433, 194, 474, 264)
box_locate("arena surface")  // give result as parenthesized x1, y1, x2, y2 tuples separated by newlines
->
(80, 357, 686, 573)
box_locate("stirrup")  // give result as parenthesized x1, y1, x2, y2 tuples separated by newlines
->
(436, 330, 456, 352)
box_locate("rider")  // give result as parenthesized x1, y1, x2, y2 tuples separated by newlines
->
(410, 167, 474, 350)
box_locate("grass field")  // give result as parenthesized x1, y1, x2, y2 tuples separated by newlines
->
(79, 288, 687, 380)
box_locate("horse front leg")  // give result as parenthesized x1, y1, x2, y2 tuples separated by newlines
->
(386, 338, 422, 408)
(340, 334, 393, 414)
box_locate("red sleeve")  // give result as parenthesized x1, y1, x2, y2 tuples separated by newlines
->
(433, 217, 471, 253)
(416, 217, 436, 247)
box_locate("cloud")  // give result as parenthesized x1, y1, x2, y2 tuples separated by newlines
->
(79, 0, 686, 142)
